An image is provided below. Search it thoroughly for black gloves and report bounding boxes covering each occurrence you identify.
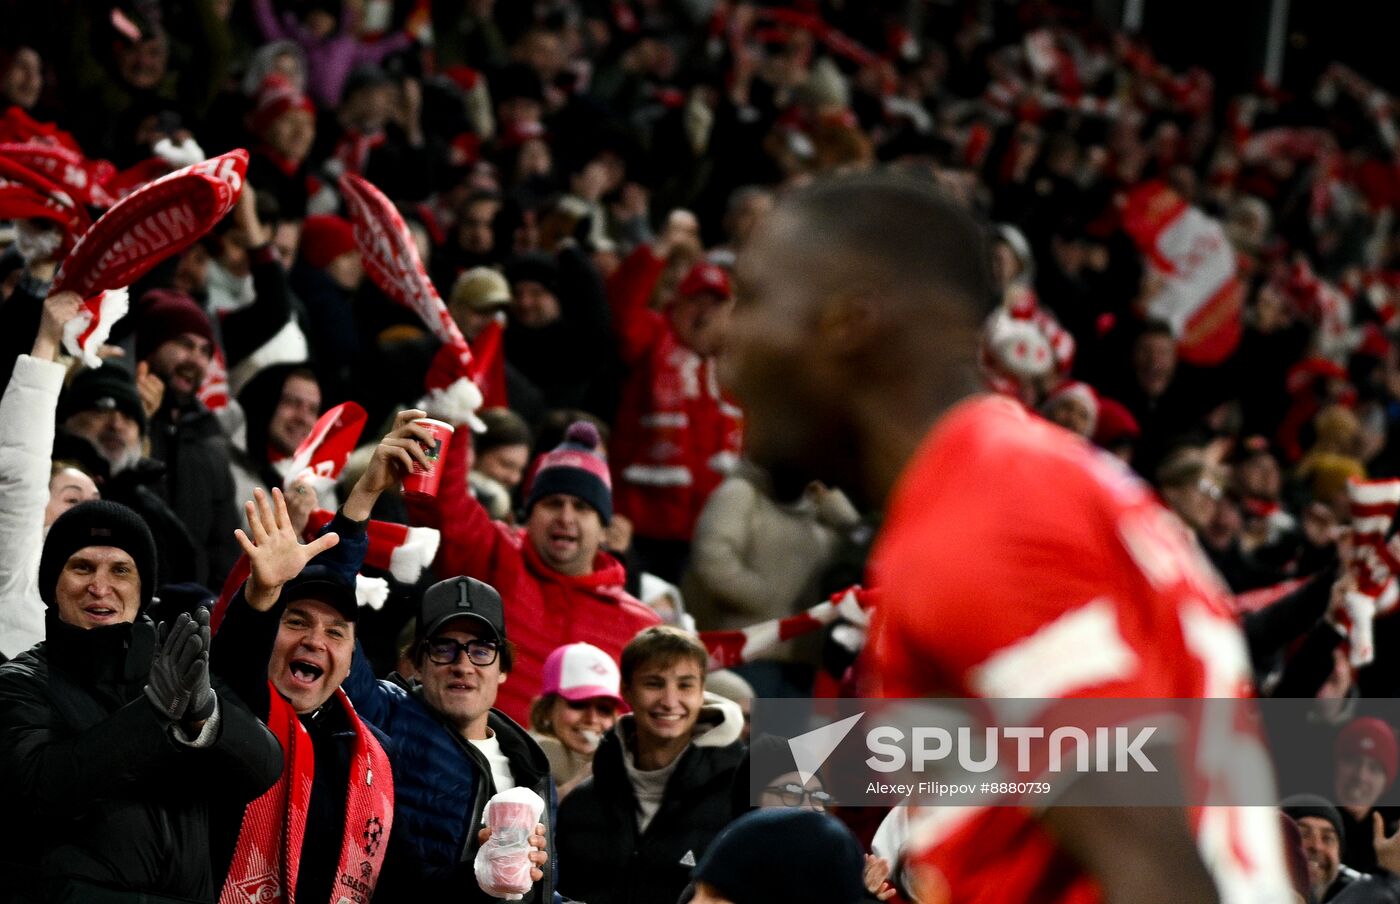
[145,608,216,723]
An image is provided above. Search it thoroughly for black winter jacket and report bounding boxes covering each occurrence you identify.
[147,399,241,589]
[0,614,283,903]
[555,695,745,904]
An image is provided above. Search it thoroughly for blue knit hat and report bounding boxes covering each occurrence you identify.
[692,810,865,904]
[525,421,612,525]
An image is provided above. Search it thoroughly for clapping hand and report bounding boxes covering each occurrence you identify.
[145,608,215,725]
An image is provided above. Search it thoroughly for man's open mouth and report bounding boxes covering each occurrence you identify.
[289,660,324,685]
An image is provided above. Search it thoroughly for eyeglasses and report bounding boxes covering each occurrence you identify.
[1196,479,1224,501]
[763,783,833,808]
[424,637,499,667]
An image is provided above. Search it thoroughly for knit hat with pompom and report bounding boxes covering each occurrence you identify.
[524,421,612,524]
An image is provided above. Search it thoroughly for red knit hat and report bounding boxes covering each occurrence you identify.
[250,74,314,135]
[299,215,357,269]
[677,261,731,300]
[135,289,216,362]
[1336,716,1399,790]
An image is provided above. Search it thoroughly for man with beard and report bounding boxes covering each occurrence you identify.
[136,289,241,588]
[721,172,1292,904]
[1283,796,1372,901]
[58,363,201,587]
[230,364,327,512]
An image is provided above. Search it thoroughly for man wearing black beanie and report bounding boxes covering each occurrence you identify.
[0,500,282,902]
[1282,793,1371,901]
[691,809,866,904]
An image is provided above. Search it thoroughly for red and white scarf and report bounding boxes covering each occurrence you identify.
[1341,479,1400,665]
[220,687,393,904]
[702,586,875,670]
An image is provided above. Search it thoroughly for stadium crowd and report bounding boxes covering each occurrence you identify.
[4,0,1400,902]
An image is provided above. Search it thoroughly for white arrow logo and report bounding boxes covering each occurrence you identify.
[788,712,865,785]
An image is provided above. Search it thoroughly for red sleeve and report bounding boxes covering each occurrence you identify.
[606,244,668,364]
[405,420,524,584]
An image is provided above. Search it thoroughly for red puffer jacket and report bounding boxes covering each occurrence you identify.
[407,431,660,723]
[607,246,744,542]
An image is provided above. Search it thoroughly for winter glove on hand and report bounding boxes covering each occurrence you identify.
[183,607,216,722]
[144,612,203,720]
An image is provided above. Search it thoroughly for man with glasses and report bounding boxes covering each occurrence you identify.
[303,410,554,900]
[342,574,554,901]
[556,626,745,904]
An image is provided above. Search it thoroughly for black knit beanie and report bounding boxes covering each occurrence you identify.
[1281,793,1346,847]
[39,501,157,611]
[58,363,148,434]
[692,809,865,904]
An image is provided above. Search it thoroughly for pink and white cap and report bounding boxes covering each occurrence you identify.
[541,642,623,704]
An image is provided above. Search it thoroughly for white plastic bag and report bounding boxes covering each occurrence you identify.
[473,787,546,899]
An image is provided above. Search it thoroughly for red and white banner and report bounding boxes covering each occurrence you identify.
[1120,181,1243,366]
[339,172,470,355]
[340,172,484,429]
[55,149,247,298]
[0,142,118,208]
[284,401,367,493]
[0,154,91,238]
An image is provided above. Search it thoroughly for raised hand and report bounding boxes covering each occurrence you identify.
[1376,812,1400,876]
[864,854,896,901]
[136,361,165,419]
[343,409,436,520]
[235,487,341,610]
[32,291,83,361]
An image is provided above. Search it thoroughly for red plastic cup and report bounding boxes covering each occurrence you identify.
[485,800,537,895]
[401,418,454,497]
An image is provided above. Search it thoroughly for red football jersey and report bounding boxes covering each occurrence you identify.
[867,396,1289,904]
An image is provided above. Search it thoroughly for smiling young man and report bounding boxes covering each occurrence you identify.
[408,416,660,722]
[210,486,394,904]
[0,500,281,902]
[556,626,745,904]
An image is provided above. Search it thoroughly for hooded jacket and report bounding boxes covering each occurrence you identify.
[0,613,282,903]
[406,428,660,723]
[555,693,746,904]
